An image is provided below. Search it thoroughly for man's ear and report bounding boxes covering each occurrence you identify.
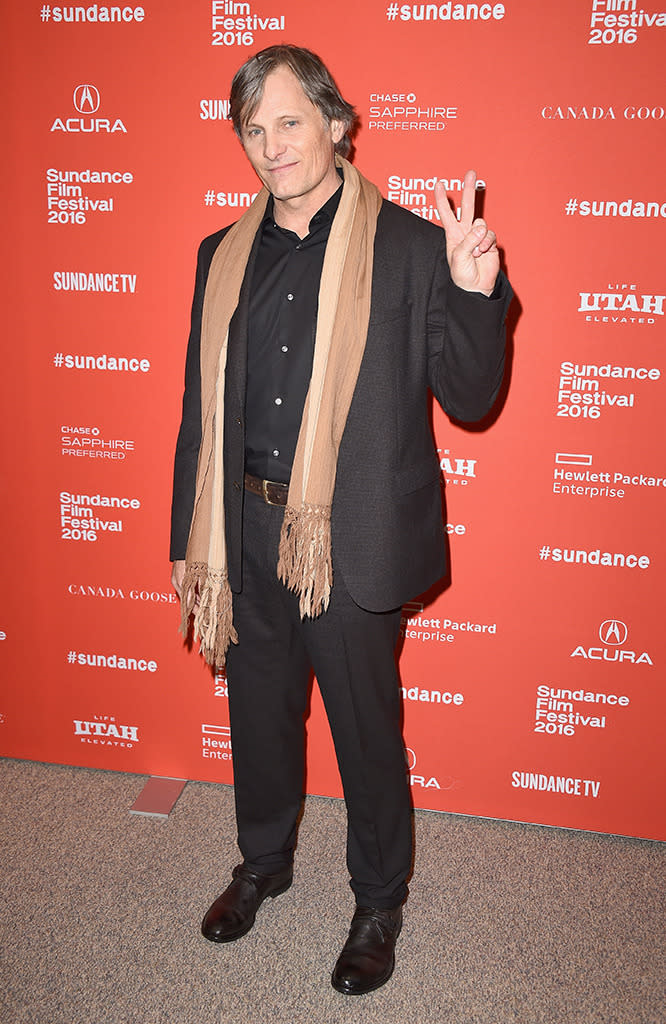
[330,119,345,145]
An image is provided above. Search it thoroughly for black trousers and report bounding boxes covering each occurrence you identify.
[225,489,413,909]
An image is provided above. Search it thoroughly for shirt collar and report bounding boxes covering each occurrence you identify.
[263,174,344,236]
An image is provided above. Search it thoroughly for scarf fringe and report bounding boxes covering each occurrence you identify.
[179,562,237,666]
[277,504,332,620]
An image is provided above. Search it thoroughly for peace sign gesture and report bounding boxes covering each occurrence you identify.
[434,169,500,297]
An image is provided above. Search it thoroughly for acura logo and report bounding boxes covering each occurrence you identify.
[599,619,628,646]
[73,84,101,114]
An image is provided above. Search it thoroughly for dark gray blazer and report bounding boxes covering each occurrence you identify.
[171,198,512,612]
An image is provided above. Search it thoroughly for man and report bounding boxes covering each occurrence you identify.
[171,44,512,995]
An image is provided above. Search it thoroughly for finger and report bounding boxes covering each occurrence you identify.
[471,226,497,257]
[434,179,460,234]
[459,169,478,231]
[456,218,490,257]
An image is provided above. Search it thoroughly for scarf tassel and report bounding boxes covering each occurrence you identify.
[179,562,237,666]
[278,504,332,620]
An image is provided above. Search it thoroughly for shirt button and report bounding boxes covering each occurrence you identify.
[281,345,288,353]
[274,397,282,405]
[272,449,279,457]
[286,293,294,301]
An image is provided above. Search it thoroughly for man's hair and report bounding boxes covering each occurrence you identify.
[229,44,357,157]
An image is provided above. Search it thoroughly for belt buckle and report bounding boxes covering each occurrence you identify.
[262,478,281,506]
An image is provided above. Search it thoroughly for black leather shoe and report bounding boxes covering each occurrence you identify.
[331,905,403,995]
[201,863,293,943]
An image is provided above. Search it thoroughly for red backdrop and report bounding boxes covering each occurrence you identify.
[2,0,665,840]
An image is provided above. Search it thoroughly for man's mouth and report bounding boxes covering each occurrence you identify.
[266,162,297,174]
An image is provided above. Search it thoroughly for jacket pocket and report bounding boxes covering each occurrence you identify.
[397,456,440,494]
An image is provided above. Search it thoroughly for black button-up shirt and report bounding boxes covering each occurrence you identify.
[245,181,343,483]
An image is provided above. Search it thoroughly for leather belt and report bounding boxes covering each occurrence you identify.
[244,472,289,506]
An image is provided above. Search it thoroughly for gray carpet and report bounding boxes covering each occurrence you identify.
[0,758,663,1024]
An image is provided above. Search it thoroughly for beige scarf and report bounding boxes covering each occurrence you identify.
[180,157,382,666]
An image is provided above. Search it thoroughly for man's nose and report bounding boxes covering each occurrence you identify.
[264,130,286,161]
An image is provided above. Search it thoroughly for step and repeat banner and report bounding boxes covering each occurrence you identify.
[2,1,665,841]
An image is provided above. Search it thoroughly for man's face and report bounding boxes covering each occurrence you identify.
[240,65,343,210]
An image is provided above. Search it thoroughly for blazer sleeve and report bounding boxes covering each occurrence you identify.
[426,231,513,422]
[169,232,224,561]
